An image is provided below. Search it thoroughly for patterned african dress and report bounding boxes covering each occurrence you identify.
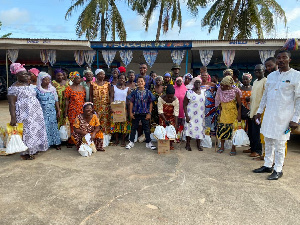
[36,89,61,146]
[52,80,69,128]
[64,86,86,134]
[184,90,206,140]
[217,100,237,140]
[202,85,218,135]
[7,85,48,155]
[158,97,179,127]
[150,86,165,125]
[72,114,104,151]
[91,82,111,134]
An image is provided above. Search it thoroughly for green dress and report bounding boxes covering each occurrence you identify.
[52,80,69,128]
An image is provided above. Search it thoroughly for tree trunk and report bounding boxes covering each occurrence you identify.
[156,2,164,41]
[112,17,116,41]
[224,0,241,40]
[100,13,106,41]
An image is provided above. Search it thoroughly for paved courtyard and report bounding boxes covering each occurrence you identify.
[0,100,300,225]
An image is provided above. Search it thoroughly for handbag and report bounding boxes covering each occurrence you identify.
[5,123,28,154]
[232,129,250,147]
[78,143,93,157]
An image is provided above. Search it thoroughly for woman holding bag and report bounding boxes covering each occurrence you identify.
[215,76,242,156]
[157,85,179,150]
[7,63,48,160]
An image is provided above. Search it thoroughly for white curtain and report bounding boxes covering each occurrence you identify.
[120,50,133,67]
[222,50,235,68]
[48,50,56,66]
[7,49,19,63]
[199,50,213,66]
[258,50,275,64]
[84,50,96,67]
[171,50,185,65]
[143,50,158,68]
[102,50,117,68]
[40,50,49,65]
[74,50,85,67]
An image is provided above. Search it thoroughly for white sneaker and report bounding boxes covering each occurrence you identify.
[125,141,134,149]
[146,142,157,150]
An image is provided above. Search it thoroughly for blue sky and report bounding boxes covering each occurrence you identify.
[0,0,299,41]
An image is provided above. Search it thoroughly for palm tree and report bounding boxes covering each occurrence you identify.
[131,0,182,41]
[65,0,126,41]
[200,0,287,40]
[0,22,12,38]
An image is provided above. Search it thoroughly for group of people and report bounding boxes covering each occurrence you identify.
[7,50,300,180]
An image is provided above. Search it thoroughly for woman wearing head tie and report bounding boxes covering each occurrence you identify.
[7,63,48,160]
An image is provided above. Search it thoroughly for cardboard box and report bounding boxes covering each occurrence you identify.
[157,140,170,154]
[111,101,127,123]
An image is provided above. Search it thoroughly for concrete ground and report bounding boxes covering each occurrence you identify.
[0,100,300,225]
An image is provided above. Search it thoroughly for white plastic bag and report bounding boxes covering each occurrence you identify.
[218,140,233,150]
[138,134,146,143]
[232,129,250,147]
[201,135,212,148]
[0,136,4,148]
[78,143,93,157]
[59,126,69,141]
[103,134,112,148]
[6,134,28,154]
[153,125,166,140]
[165,125,177,139]
[150,133,157,142]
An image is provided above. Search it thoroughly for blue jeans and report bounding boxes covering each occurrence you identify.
[130,114,151,143]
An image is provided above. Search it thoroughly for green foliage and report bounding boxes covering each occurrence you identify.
[0,21,12,38]
[201,0,287,40]
[65,0,126,41]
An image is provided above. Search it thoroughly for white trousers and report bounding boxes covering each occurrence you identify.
[263,137,286,172]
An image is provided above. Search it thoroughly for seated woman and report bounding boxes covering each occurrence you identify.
[158,85,179,150]
[72,102,105,151]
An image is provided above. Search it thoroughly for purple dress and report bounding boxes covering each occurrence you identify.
[184,90,206,140]
[8,85,49,155]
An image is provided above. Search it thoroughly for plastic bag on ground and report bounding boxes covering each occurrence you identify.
[6,135,28,154]
[150,133,157,142]
[165,125,177,139]
[103,134,112,148]
[201,135,212,148]
[78,143,93,157]
[218,140,233,150]
[153,126,166,140]
[59,126,69,141]
[232,129,250,147]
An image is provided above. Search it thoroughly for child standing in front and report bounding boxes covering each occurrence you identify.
[126,76,157,150]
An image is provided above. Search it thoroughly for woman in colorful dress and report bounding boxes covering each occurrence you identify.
[110,74,131,147]
[28,68,39,88]
[215,76,242,156]
[200,72,218,136]
[52,68,69,128]
[151,76,165,125]
[240,73,252,128]
[90,69,111,135]
[174,77,187,127]
[126,70,137,91]
[72,102,104,151]
[183,77,206,151]
[110,68,119,86]
[158,85,179,150]
[64,71,86,146]
[7,63,48,160]
[36,72,61,150]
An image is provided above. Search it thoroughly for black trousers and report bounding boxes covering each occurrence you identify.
[248,118,262,155]
[130,114,151,143]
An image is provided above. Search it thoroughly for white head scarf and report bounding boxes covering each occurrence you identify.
[37,72,58,101]
[95,69,104,76]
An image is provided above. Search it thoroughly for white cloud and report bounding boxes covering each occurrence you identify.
[0,8,30,25]
[286,7,300,22]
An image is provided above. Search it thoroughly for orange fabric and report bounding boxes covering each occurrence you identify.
[241,90,251,110]
[65,86,86,133]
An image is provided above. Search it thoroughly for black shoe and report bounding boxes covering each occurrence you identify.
[253,166,273,173]
[268,171,283,180]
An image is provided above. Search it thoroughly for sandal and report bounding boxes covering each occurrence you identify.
[110,141,119,146]
[120,142,126,147]
[185,145,192,151]
[198,146,204,151]
[55,145,61,150]
[170,146,175,150]
[217,149,224,153]
[21,154,35,160]
[229,151,237,156]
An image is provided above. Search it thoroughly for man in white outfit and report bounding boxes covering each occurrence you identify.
[253,50,300,180]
